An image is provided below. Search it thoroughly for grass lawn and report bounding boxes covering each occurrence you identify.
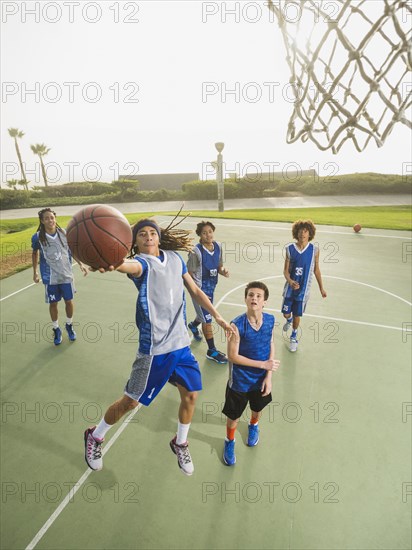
[1,206,410,279]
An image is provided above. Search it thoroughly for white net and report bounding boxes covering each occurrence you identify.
[268,0,412,153]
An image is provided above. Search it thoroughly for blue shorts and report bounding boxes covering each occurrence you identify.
[281,297,305,317]
[124,346,202,406]
[193,292,214,324]
[44,283,74,303]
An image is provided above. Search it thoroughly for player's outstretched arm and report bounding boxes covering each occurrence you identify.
[93,260,143,277]
[227,325,280,372]
[314,251,327,298]
[183,272,234,338]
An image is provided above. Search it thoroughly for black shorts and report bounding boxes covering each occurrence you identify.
[222,383,272,421]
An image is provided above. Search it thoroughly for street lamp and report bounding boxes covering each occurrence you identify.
[215,142,224,212]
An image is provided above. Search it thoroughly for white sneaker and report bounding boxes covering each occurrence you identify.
[170,436,194,476]
[283,318,293,332]
[84,427,103,471]
[289,337,298,352]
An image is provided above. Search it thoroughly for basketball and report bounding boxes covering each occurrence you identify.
[353,224,362,233]
[66,205,133,269]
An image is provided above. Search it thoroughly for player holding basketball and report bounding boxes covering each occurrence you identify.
[31,208,88,345]
[282,219,327,352]
[84,218,234,476]
[187,220,229,364]
[223,281,279,466]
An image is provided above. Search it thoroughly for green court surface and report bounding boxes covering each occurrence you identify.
[1,218,411,550]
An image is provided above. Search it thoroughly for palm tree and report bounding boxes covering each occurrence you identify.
[17,179,30,191]
[8,128,28,186]
[6,179,18,189]
[30,143,51,187]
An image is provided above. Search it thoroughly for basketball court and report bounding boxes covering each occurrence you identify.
[1,217,411,549]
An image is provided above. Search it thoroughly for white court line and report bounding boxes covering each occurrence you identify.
[221,301,409,332]
[176,219,412,240]
[0,263,83,302]
[25,405,141,550]
[0,283,36,302]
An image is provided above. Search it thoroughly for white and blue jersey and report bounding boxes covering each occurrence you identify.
[187,242,222,299]
[128,250,191,355]
[228,312,275,393]
[31,230,73,285]
[282,242,318,304]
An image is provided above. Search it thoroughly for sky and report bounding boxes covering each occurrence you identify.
[1,0,411,187]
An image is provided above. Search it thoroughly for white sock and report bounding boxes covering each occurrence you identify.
[52,320,59,329]
[287,316,293,324]
[176,420,190,445]
[93,418,112,441]
[66,317,73,325]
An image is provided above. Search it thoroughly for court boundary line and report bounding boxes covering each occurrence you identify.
[222,301,409,332]
[25,406,141,550]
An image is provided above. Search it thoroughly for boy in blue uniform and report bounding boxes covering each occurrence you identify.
[84,218,234,476]
[187,221,229,364]
[282,219,327,352]
[223,281,280,466]
[31,208,87,345]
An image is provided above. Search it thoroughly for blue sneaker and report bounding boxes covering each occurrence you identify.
[65,323,76,342]
[53,327,62,346]
[188,322,202,342]
[223,438,236,466]
[247,424,259,446]
[206,349,227,364]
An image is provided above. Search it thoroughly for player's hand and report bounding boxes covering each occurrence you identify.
[320,288,327,298]
[33,273,40,283]
[79,263,89,277]
[261,377,272,396]
[215,316,235,340]
[89,266,115,273]
[262,359,280,372]
[290,280,300,290]
[220,268,229,278]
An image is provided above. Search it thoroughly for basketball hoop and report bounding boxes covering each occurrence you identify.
[268,0,412,153]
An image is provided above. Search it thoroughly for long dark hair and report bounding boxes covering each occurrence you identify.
[129,207,193,257]
[36,208,65,246]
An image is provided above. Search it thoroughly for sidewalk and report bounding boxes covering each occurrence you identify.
[1,194,410,219]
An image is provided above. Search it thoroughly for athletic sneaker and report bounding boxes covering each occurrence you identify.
[206,349,227,364]
[289,337,298,352]
[169,436,194,476]
[65,323,76,342]
[84,427,103,471]
[283,317,293,332]
[188,322,202,342]
[53,327,62,346]
[223,438,236,466]
[247,424,259,447]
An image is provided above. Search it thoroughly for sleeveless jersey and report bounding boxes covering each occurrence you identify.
[31,230,73,285]
[282,242,318,302]
[129,250,191,355]
[228,312,275,392]
[187,242,221,297]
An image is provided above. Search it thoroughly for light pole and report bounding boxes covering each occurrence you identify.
[215,142,224,212]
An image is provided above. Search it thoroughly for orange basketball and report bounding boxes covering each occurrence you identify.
[66,205,132,269]
[353,224,362,233]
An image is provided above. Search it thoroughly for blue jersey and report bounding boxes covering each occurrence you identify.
[187,242,222,297]
[282,242,318,302]
[31,230,73,285]
[128,250,191,355]
[228,312,275,392]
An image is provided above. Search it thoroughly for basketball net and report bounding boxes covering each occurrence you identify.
[268,0,412,153]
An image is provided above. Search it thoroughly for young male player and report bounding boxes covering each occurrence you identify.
[223,281,280,466]
[187,221,229,364]
[281,219,327,352]
[31,207,88,345]
[84,219,234,476]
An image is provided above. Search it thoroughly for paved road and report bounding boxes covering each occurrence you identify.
[1,194,410,219]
